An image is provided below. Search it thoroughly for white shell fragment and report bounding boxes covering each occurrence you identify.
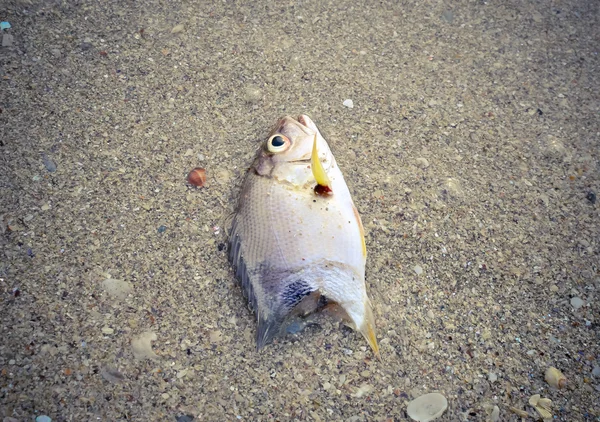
[529,394,553,419]
[545,366,567,388]
[343,99,354,109]
[131,331,159,360]
[102,278,133,300]
[406,392,448,422]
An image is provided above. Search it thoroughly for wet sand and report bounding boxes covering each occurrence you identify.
[1,0,598,420]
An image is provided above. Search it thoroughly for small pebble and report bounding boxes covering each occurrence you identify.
[413,265,423,275]
[2,33,13,47]
[592,366,600,377]
[176,416,194,422]
[415,157,430,169]
[102,326,114,335]
[587,191,596,204]
[244,85,262,103]
[441,10,454,23]
[42,153,57,172]
[131,331,159,360]
[158,225,167,233]
[102,278,133,300]
[36,417,52,422]
[343,99,354,109]
[490,405,500,422]
[488,372,498,382]
[171,24,185,34]
[101,366,125,383]
[570,297,584,309]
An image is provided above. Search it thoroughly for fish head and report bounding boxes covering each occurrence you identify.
[254,115,335,188]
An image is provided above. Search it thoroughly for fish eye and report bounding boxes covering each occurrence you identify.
[267,134,290,153]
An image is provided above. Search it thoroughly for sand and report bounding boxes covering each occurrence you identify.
[1,0,598,420]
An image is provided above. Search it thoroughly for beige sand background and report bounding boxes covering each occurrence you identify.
[1,0,598,420]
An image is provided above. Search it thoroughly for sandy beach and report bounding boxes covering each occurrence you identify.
[1,0,598,420]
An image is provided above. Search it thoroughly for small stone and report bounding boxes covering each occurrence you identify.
[570,297,584,309]
[406,393,448,422]
[41,204,51,211]
[209,330,222,343]
[441,10,454,23]
[2,33,14,47]
[131,331,159,360]
[176,416,194,422]
[244,85,262,103]
[158,225,167,233]
[101,366,125,383]
[171,24,185,34]
[184,148,194,157]
[592,366,600,377]
[343,99,354,109]
[102,278,133,300]
[415,157,429,169]
[413,265,423,275]
[36,417,52,422]
[41,153,57,172]
[587,191,596,204]
[352,384,374,398]
[426,310,435,319]
[488,372,498,382]
[101,326,114,335]
[490,405,500,422]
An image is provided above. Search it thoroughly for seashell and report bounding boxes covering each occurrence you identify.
[537,398,552,411]
[187,167,207,187]
[509,406,529,417]
[529,395,553,420]
[406,392,448,422]
[528,394,541,406]
[545,367,567,388]
[534,405,552,419]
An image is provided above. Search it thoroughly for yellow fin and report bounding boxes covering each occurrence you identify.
[352,205,367,258]
[311,134,332,190]
[360,300,380,358]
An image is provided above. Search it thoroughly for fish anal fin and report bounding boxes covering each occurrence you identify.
[256,311,283,350]
[359,300,380,359]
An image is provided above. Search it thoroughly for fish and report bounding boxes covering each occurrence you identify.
[229,115,378,356]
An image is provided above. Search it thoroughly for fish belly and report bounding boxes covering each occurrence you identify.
[229,172,365,347]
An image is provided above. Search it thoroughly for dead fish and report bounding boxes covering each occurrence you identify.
[229,115,378,355]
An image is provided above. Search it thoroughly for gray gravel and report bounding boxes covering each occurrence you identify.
[1,0,599,421]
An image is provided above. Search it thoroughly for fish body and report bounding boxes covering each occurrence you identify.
[229,115,378,354]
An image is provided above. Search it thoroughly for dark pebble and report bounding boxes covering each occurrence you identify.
[586,191,596,204]
[175,415,194,422]
[42,153,57,172]
[158,225,167,233]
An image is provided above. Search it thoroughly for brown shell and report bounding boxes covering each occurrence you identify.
[187,168,207,187]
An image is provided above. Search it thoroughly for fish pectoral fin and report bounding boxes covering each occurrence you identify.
[311,133,332,194]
